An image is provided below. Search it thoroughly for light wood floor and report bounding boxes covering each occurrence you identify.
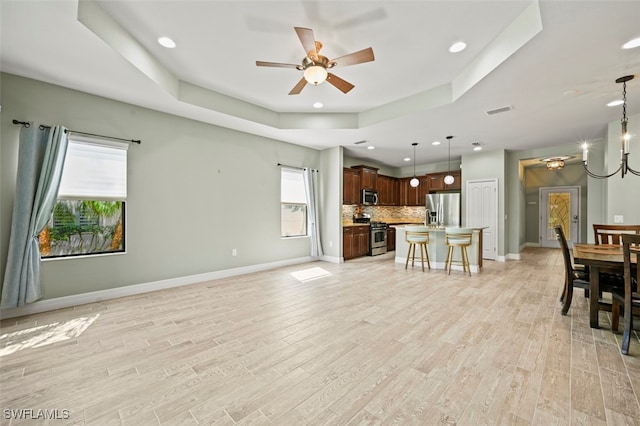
[2,248,640,425]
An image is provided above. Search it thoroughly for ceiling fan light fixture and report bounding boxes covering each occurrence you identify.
[304,65,328,85]
[541,156,571,170]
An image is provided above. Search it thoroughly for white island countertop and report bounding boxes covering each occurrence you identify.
[394,226,485,273]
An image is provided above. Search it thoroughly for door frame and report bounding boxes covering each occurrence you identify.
[539,186,581,248]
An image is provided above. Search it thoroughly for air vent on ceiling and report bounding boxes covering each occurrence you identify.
[485,105,513,115]
[353,140,367,145]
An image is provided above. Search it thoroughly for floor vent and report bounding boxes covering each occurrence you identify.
[485,105,513,115]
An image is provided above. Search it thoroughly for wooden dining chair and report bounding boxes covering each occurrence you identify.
[611,233,640,355]
[593,224,640,245]
[555,225,591,315]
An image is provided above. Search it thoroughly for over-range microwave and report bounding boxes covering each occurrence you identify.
[361,189,378,206]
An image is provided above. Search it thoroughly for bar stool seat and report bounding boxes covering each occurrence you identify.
[405,226,431,272]
[445,227,473,276]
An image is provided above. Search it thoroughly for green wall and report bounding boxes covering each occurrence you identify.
[1,73,322,302]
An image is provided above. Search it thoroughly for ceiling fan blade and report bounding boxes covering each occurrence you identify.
[326,73,355,94]
[288,77,307,95]
[294,27,318,59]
[331,47,375,67]
[256,61,299,69]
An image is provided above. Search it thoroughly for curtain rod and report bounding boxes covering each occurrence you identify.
[12,119,141,145]
[277,163,318,172]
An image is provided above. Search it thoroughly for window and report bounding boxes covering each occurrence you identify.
[39,135,128,258]
[281,168,307,237]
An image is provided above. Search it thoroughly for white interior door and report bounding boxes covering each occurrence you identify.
[539,186,580,248]
[466,179,498,260]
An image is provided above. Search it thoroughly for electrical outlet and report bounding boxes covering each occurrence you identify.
[614,215,624,224]
[232,248,237,256]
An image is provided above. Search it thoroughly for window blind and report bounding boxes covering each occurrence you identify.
[58,136,128,201]
[281,168,306,203]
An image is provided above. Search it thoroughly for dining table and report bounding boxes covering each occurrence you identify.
[572,243,638,329]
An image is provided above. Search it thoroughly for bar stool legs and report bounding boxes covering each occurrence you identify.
[444,228,473,276]
[445,244,470,276]
[404,227,431,272]
[405,240,430,272]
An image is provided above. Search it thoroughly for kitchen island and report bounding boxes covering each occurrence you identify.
[394,225,485,273]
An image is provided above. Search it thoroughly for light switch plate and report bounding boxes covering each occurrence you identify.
[614,215,624,223]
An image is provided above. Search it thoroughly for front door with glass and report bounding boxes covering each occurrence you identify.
[539,186,580,248]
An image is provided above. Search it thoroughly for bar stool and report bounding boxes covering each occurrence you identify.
[405,226,431,272]
[445,227,473,276]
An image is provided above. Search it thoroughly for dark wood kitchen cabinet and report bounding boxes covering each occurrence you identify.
[376,174,398,206]
[343,225,370,260]
[343,168,360,205]
[427,171,461,192]
[351,165,378,190]
[387,226,396,251]
[398,176,429,206]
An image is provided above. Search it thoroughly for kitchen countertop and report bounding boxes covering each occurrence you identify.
[342,222,371,227]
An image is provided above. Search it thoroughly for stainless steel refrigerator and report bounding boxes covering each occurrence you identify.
[426,192,461,226]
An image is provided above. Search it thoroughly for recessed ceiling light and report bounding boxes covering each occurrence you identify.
[432,141,441,146]
[449,41,467,53]
[404,157,411,162]
[472,142,483,151]
[607,99,624,107]
[622,37,640,49]
[367,145,375,150]
[157,36,176,48]
[313,102,323,108]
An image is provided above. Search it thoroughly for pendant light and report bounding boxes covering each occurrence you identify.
[444,136,455,185]
[410,142,419,187]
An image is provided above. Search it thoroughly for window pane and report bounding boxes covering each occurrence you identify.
[281,204,307,237]
[39,200,125,258]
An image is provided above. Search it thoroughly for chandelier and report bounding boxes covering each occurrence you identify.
[582,75,639,178]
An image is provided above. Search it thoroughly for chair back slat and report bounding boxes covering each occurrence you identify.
[593,224,640,245]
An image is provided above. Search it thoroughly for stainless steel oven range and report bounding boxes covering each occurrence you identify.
[369,221,387,256]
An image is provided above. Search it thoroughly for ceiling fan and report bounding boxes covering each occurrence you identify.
[256,27,375,95]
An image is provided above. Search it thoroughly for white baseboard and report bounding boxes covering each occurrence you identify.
[0,256,314,320]
[505,253,521,261]
[525,242,541,248]
[320,254,342,264]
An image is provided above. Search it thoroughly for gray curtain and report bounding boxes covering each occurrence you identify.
[303,168,323,258]
[1,125,68,308]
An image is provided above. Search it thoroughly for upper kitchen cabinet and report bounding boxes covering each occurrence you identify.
[351,165,378,190]
[376,174,398,206]
[427,171,461,192]
[343,168,360,205]
[398,176,429,206]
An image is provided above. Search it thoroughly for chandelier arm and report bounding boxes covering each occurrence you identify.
[583,163,622,179]
[626,165,640,176]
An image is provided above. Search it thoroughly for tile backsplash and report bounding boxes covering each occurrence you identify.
[342,205,426,223]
